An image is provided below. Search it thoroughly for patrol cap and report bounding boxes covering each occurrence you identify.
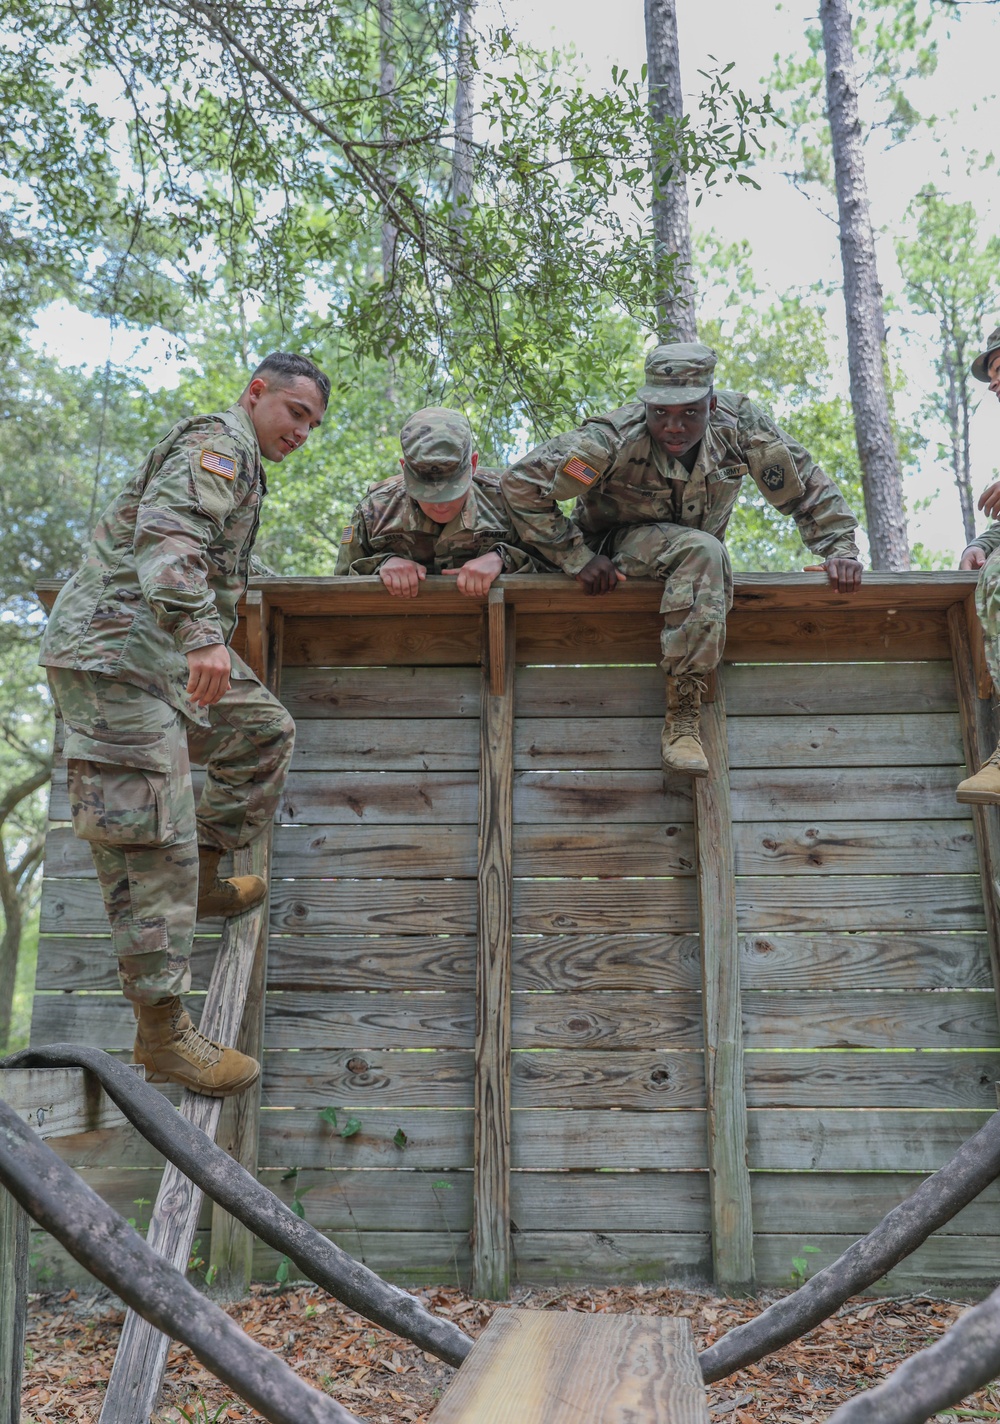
[971,326,1000,383]
[637,342,717,404]
[400,407,474,502]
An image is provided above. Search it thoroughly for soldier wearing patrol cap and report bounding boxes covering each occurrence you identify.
[336,406,543,594]
[40,351,329,1096]
[502,343,863,775]
[957,325,1000,804]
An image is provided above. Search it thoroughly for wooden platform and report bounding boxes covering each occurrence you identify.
[429,1309,708,1423]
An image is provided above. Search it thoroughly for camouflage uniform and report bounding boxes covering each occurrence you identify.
[501,356,861,676]
[41,403,294,1004]
[336,469,539,575]
[965,327,1000,687]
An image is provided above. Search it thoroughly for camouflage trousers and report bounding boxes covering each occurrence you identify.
[607,524,733,676]
[47,667,294,1005]
[977,549,1000,689]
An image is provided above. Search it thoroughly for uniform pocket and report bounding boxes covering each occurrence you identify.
[64,731,187,848]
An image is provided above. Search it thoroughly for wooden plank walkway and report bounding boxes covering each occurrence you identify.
[429,1309,709,1423]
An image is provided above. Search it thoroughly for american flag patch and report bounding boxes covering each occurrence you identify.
[200,450,236,479]
[562,455,599,485]
[341,524,354,544]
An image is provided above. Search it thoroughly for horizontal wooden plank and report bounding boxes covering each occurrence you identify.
[283,614,482,666]
[292,718,480,771]
[277,771,478,825]
[510,1171,710,1233]
[513,1051,704,1108]
[0,1067,139,1139]
[259,1108,473,1170]
[512,881,700,934]
[258,1169,474,1233]
[742,990,998,1049]
[751,1172,1000,1236]
[745,1050,1000,1107]
[513,934,702,991]
[516,661,958,718]
[514,992,703,1051]
[516,612,664,664]
[511,1111,708,1170]
[281,665,481,719]
[747,1108,993,1171]
[733,821,977,876]
[725,607,951,663]
[265,993,475,1049]
[735,875,984,932]
[515,771,694,824]
[740,933,993,990]
[263,1049,474,1106]
[510,1233,713,1286]
[512,714,964,772]
[752,1232,1000,1294]
[514,824,697,877]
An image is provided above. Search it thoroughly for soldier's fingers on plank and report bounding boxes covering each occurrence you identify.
[960,548,986,570]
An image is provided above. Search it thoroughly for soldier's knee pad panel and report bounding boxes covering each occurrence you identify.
[65,729,191,848]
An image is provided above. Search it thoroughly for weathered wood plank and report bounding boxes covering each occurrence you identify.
[516,612,664,664]
[512,992,704,1050]
[752,1233,1000,1294]
[270,881,479,935]
[511,1050,705,1109]
[948,599,1000,1038]
[751,1172,1000,1236]
[429,1310,709,1424]
[725,607,951,662]
[511,1112,708,1170]
[264,1048,474,1106]
[278,771,479,825]
[473,598,515,1297]
[0,1066,138,1138]
[513,934,702,991]
[259,1108,474,1170]
[509,1233,712,1287]
[510,1172,710,1233]
[514,824,697,877]
[745,1050,1000,1107]
[740,933,992,990]
[695,685,753,1291]
[257,1168,474,1233]
[747,1108,994,1171]
[511,713,964,771]
[512,882,700,934]
[281,665,481,719]
[283,614,481,667]
[742,990,998,1049]
[734,875,985,932]
[292,717,480,771]
[516,661,958,718]
[514,771,694,825]
[0,1186,28,1424]
[732,821,977,875]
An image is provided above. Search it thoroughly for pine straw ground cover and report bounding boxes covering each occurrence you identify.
[20,1283,1000,1423]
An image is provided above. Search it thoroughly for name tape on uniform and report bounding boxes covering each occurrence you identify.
[201,450,237,480]
[562,455,599,486]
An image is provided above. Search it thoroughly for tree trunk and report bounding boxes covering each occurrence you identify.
[0,763,49,1052]
[452,0,476,226]
[378,0,398,405]
[820,0,909,570]
[644,0,696,342]
[945,341,976,546]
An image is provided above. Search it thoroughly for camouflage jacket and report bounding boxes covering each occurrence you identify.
[968,524,1000,558]
[40,404,263,726]
[501,392,861,576]
[335,469,540,575]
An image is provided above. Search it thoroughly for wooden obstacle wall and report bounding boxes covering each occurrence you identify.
[30,573,1000,1296]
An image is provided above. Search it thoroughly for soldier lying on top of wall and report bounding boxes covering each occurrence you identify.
[39,351,329,1097]
[501,342,864,778]
[958,325,1000,806]
[336,407,546,596]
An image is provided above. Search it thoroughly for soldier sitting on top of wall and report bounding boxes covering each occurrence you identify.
[501,342,864,777]
[40,351,329,1097]
[336,406,543,596]
[957,325,1000,804]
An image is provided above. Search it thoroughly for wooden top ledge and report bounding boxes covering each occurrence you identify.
[429,1309,709,1424]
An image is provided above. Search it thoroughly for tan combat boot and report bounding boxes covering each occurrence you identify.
[957,742,1000,805]
[661,674,710,777]
[197,845,267,918]
[133,997,260,1097]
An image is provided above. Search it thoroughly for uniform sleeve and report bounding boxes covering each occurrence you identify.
[966,524,1000,558]
[740,400,862,562]
[334,503,397,575]
[501,428,618,577]
[133,424,241,655]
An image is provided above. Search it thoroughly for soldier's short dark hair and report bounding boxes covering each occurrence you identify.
[251,351,331,408]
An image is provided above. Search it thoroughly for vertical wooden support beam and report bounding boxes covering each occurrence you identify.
[99,835,271,1423]
[948,600,1000,1034]
[0,1187,29,1424]
[693,676,754,1293]
[473,591,515,1299]
[208,608,283,1299]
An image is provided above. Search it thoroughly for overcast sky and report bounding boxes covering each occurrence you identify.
[31,0,1000,561]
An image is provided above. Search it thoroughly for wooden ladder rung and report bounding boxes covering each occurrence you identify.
[429,1309,709,1423]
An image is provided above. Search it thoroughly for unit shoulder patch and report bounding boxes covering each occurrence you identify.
[562,455,600,486]
[201,450,237,480]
